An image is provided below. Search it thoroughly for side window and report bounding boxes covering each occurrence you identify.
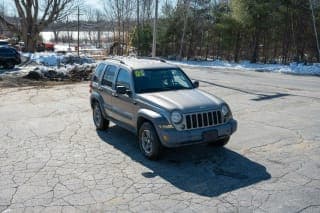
[173,69,189,87]
[102,65,117,87]
[116,69,131,90]
[93,63,105,82]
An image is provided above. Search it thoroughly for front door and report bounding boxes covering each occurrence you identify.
[111,68,135,127]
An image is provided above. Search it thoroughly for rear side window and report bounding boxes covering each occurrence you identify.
[102,65,117,87]
[93,63,105,82]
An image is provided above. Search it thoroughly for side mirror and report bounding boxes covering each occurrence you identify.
[193,80,199,88]
[116,85,127,94]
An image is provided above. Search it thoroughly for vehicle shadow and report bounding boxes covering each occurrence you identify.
[97,126,271,197]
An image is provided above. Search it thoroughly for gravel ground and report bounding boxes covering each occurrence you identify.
[0,66,319,212]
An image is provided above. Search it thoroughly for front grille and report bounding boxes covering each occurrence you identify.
[184,110,223,130]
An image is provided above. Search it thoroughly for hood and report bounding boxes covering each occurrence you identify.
[137,89,224,113]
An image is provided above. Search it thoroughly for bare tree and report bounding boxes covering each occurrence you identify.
[104,0,135,55]
[123,0,135,55]
[95,11,104,48]
[178,0,190,60]
[0,0,78,52]
[310,0,320,61]
[83,8,97,45]
[0,0,5,35]
[141,0,153,25]
[51,21,65,43]
[104,0,122,54]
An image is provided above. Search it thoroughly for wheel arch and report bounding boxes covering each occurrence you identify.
[90,93,103,109]
[90,93,107,118]
[136,109,168,134]
[137,116,148,131]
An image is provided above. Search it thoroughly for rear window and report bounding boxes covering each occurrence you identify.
[93,63,106,82]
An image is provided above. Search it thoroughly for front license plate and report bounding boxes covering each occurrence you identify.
[203,130,218,142]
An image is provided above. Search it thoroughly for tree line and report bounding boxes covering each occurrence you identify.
[0,0,319,64]
[132,0,320,63]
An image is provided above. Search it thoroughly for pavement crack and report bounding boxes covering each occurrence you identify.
[295,204,320,213]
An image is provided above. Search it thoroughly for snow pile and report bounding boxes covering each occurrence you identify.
[287,63,320,76]
[54,44,74,52]
[24,63,97,81]
[0,66,33,77]
[22,52,95,66]
[169,60,320,76]
[34,53,65,66]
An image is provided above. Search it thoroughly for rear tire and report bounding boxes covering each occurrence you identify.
[139,122,162,160]
[209,136,230,147]
[93,102,109,130]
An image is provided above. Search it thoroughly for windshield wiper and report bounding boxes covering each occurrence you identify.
[138,88,163,93]
[138,86,191,93]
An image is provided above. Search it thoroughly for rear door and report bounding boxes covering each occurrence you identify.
[100,64,118,117]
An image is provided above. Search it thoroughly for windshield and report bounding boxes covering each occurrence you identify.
[133,68,194,93]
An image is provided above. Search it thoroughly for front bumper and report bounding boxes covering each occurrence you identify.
[155,119,237,148]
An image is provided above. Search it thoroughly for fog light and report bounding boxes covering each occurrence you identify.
[159,124,174,129]
[162,135,169,142]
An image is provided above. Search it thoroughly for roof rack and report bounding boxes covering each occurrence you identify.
[136,56,166,63]
[105,57,126,64]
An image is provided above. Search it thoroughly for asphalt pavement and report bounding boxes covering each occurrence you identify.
[0,66,319,212]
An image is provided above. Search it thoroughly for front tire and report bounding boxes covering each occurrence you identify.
[139,122,162,160]
[93,102,109,130]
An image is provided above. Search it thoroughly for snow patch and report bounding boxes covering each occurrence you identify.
[22,52,95,66]
[168,60,320,76]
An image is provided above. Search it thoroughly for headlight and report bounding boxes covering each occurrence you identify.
[171,111,182,124]
[221,105,229,116]
[221,104,232,121]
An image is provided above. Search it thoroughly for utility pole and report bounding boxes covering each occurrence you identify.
[67,16,70,49]
[97,12,101,48]
[77,6,80,56]
[152,0,158,57]
[137,0,140,56]
[310,0,320,61]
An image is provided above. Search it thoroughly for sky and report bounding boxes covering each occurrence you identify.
[3,0,178,12]
[2,0,178,16]
[2,0,103,13]
[84,0,102,10]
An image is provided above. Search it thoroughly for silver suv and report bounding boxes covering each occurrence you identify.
[90,58,237,159]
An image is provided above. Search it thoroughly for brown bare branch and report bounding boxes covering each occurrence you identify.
[4,0,78,52]
[0,15,18,33]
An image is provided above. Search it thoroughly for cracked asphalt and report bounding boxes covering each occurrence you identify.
[0,67,319,212]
